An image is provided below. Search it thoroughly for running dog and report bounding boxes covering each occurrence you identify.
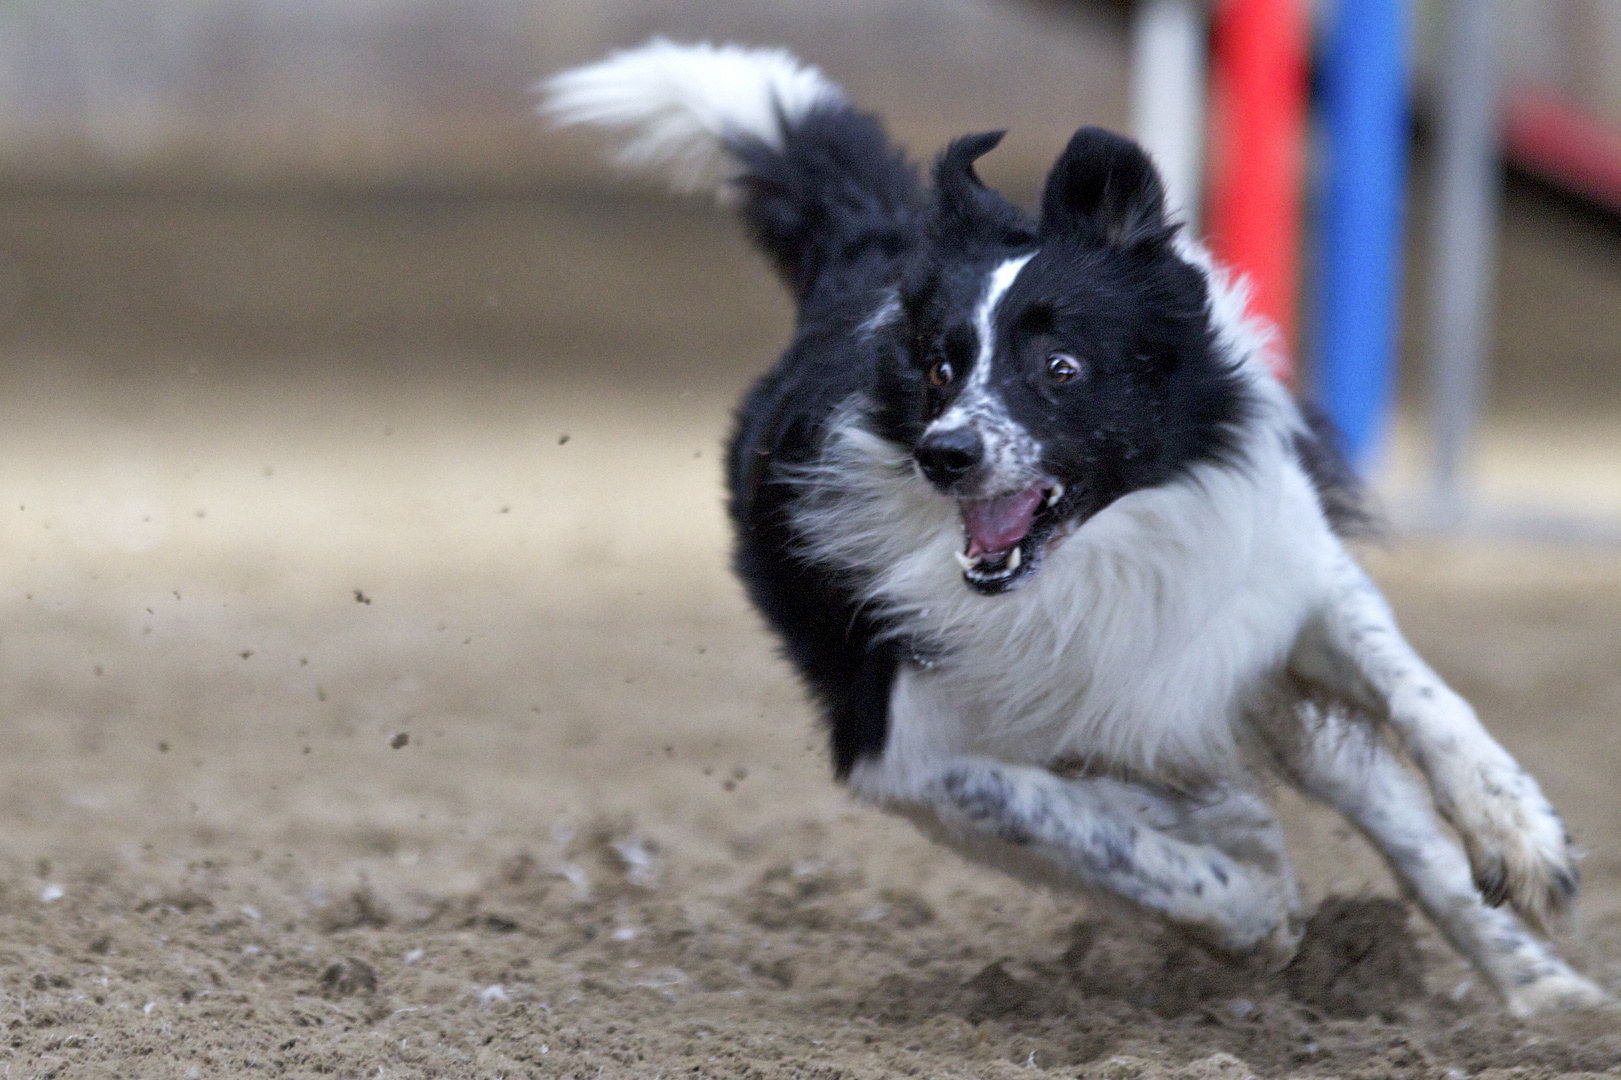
[543,39,1606,1016]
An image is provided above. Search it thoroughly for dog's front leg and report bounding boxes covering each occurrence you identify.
[1257,698,1606,1016]
[848,669,1301,967]
[1293,553,1579,930]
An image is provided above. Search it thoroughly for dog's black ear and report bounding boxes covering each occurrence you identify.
[932,131,1034,247]
[1041,127,1169,247]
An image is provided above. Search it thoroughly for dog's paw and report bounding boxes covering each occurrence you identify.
[1244,909,1306,975]
[1176,879,1302,973]
[1502,964,1611,1019]
[1439,758,1578,931]
[1179,903,1302,975]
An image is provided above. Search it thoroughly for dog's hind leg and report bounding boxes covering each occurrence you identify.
[1256,699,1607,1016]
[1292,553,1580,933]
[849,670,1302,967]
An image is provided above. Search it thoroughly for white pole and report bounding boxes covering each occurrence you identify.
[1131,0,1207,232]
[1428,0,1502,525]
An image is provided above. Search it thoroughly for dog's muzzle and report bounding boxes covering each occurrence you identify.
[914,426,984,489]
[914,426,1069,595]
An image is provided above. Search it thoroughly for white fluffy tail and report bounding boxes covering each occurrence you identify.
[538,38,845,196]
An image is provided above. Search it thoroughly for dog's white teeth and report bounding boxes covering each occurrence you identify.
[956,545,1023,579]
[1046,483,1064,506]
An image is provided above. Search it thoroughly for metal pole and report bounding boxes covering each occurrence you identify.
[1131,0,1207,232]
[1428,0,1502,525]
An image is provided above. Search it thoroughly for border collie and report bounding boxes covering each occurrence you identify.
[543,39,1606,1016]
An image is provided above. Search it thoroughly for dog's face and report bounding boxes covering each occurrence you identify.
[879,128,1246,595]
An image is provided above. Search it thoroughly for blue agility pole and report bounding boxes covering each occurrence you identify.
[1314,0,1409,471]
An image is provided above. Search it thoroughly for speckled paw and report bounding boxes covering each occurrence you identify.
[1247,910,1305,975]
[1503,966,1611,1019]
[1445,761,1579,932]
[1194,900,1302,975]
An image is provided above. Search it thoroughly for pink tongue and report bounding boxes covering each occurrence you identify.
[961,487,1044,558]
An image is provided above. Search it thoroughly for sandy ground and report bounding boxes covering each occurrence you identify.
[0,179,1620,1077]
[0,350,1616,1080]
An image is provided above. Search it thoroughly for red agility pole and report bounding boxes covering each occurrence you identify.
[1206,0,1310,382]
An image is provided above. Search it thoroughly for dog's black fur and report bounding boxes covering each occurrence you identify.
[722,103,1357,778]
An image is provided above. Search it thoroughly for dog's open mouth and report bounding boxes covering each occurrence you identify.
[953,482,1067,594]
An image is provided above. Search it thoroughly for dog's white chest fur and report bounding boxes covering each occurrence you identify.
[791,395,1334,779]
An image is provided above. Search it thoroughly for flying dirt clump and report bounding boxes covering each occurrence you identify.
[1283,895,1423,1018]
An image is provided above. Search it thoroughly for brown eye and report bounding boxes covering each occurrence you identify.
[927,359,955,387]
[1046,352,1083,384]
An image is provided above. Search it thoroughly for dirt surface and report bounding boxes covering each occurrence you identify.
[0,354,1616,1080]
[1,186,1621,1077]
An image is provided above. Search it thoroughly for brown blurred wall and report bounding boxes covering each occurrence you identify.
[1502,0,1621,125]
[0,0,1128,196]
[0,2,1128,367]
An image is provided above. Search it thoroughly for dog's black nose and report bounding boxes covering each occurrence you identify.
[915,427,984,487]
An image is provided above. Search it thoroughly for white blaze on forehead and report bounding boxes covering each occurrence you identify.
[932,250,1038,433]
[965,251,1037,396]
[927,250,1047,494]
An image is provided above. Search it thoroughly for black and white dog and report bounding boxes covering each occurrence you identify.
[545,39,1606,1016]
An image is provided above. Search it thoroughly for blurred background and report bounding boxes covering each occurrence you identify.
[1,0,1619,844]
[0,0,1617,518]
[0,1,1614,760]
[0,0,1619,862]
[3,6,1621,1069]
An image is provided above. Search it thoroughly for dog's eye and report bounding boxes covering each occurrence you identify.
[1045,353,1084,384]
[927,359,955,387]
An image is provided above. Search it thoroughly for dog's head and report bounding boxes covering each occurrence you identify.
[881,128,1247,595]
